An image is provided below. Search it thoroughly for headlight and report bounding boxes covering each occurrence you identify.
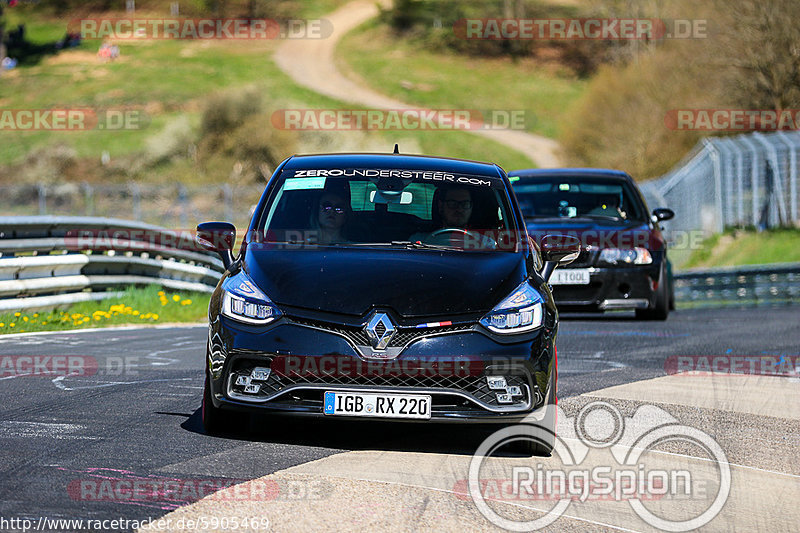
[599,247,652,265]
[479,280,544,334]
[221,271,282,325]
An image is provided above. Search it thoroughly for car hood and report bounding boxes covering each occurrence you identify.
[242,245,526,318]
[526,219,663,250]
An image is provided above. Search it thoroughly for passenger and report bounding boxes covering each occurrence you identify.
[309,191,350,244]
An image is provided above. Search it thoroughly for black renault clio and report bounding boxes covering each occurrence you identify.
[196,153,578,454]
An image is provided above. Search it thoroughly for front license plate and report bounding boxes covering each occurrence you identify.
[323,391,431,420]
[550,268,590,285]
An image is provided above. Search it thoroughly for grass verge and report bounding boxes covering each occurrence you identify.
[0,285,209,335]
[681,228,800,269]
[337,20,587,141]
[1,9,534,178]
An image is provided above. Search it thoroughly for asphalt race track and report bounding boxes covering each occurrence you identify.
[0,307,797,532]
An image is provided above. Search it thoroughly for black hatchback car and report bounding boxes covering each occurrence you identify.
[508,168,675,320]
[196,153,579,454]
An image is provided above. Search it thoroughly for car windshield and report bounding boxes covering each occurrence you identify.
[513,179,646,222]
[257,168,519,251]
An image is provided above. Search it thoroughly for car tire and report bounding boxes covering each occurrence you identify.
[509,373,556,457]
[202,374,249,435]
[668,278,676,311]
[510,432,554,456]
[636,267,669,321]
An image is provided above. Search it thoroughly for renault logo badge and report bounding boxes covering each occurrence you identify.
[365,312,396,350]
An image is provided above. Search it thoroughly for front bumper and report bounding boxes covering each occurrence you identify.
[206,314,556,423]
[551,264,661,311]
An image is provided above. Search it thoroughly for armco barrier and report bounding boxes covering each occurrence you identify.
[674,262,800,306]
[0,216,225,311]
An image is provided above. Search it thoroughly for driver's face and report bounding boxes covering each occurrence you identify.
[439,188,472,227]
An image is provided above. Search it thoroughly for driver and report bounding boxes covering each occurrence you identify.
[439,186,473,228]
[411,186,495,249]
[587,194,626,219]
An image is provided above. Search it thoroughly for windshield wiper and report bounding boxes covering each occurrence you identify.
[389,240,461,251]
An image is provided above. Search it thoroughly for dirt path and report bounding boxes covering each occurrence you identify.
[274,0,563,168]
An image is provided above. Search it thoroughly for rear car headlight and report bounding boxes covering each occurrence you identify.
[599,247,652,265]
[480,280,544,334]
[221,271,282,325]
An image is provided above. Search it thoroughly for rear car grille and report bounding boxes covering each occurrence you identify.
[226,353,535,412]
[289,317,474,349]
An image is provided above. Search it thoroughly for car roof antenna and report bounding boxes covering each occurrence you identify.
[393,144,399,154]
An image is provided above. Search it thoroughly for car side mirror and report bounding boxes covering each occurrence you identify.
[196,221,236,269]
[540,234,581,282]
[652,208,674,222]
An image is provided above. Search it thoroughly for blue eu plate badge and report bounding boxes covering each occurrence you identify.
[324,392,335,414]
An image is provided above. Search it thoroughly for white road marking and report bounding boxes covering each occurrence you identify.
[0,421,101,440]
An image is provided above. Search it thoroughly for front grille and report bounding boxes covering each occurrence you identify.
[289,317,473,349]
[227,355,534,411]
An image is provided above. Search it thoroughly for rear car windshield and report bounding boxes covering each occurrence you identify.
[513,179,646,221]
[257,168,519,251]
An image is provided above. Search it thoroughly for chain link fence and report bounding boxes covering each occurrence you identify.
[0,182,265,230]
[640,131,800,239]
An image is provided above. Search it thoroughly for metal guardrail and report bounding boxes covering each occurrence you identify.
[674,262,800,306]
[2,217,795,312]
[0,216,225,312]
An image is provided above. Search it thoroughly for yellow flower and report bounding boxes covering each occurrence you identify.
[0,323,4,327]
[181,299,192,306]
[158,291,165,296]
[9,323,15,327]
[172,294,181,302]
[82,317,90,323]
[22,317,29,322]
[14,312,21,317]
[152,313,159,320]
[33,313,39,318]
[71,313,82,319]
[132,310,140,316]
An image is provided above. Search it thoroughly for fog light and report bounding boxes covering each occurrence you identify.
[244,384,260,394]
[235,375,250,386]
[251,367,271,381]
[507,385,522,396]
[496,393,513,404]
[486,376,507,390]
